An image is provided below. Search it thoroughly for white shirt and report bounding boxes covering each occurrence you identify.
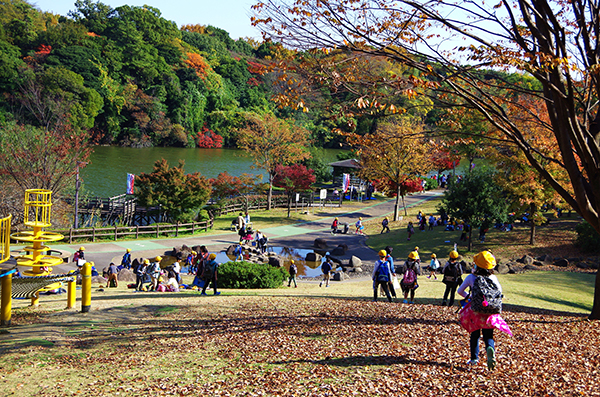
[173,261,180,274]
[457,273,502,298]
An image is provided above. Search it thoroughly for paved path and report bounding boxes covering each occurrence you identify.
[40,191,442,273]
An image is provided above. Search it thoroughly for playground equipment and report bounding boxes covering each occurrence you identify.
[0,214,14,326]
[10,189,67,306]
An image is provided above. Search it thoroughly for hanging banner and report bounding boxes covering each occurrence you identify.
[342,173,351,193]
[126,173,135,194]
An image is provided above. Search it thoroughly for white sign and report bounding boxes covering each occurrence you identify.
[320,189,327,200]
[295,193,300,202]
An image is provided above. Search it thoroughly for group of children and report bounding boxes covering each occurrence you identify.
[371,247,511,370]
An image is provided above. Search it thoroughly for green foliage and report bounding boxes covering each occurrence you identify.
[134,159,211,222]
[218,261,287,289]
[303,147,332,183]
[439,167,508,228]
[0,39,24,92]
[575,221,600,253]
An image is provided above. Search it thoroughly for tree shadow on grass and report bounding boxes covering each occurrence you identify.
[271,354,452,368]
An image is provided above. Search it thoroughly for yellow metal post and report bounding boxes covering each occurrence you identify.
[67,272,76,309]
[1,273,12,327]
[81,261,92,313]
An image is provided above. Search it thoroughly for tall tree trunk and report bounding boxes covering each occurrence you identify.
[529,203,537,245]
[393,185,402,221]
[467,226,473,251]
[287,193,291,218]
[590,271,600,320]
[401,194,408,217]
[267,183,273,210]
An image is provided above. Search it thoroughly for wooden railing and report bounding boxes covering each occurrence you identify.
[47,218,214,244]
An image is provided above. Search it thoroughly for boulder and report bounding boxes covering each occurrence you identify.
[226,245,237,255]
[354,267,363,273]
[537,254,553,263]
[589,262,599,270]
[117,268,136,282]
[314,238,328,249]
[523,264,538,271]
[496,263,510,274]
[332,272,349,281]
[349,256,362,268]
[519,255,534,266]
[331,244,348,256]
[508,264,525,274]
[314,249,328,257]
[553,258,569,267]
[532,261,545,266]
[306,252,322,262]
[576,262,590,269]
[268,256,284,267]
[326,255,344,268]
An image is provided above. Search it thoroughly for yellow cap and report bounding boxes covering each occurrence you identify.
[408,251,419,260]
[474,251,496,270]
[155,256,162,261]
[79,246,85,251]
[191,251,197,255]
[414,246,419,251]
[290,259,295,264]
[143,259,150,264]
[449,250,459,259]
[209,253,217,260]
[126,248,131,253]
[378,250,387,258]
[431,253,436,258]
[359,217,363,220]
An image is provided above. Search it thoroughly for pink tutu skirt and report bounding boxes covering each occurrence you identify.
[459,302,512,336]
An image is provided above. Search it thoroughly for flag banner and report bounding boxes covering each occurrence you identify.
[342,173,351,193]
[126,173,135,194]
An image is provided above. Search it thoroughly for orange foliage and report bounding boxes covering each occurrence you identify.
[183,53,210,80]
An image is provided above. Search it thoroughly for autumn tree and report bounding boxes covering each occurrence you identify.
[273,163,316,217]
[345,119,431,221]
[135,159,211,223]
[210,172,262,206]
[253,0,600,319]
[236,112,310,210]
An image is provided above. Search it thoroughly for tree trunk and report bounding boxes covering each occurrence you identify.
[401,194,408,217]
[529,203,537,245]
[267,183,273,210]
[590,270,600,320]
[393,185,402,221]
[467,226,473,251]
[287,193,292,218]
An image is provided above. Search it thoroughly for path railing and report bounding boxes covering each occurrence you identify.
[48,218,214,244]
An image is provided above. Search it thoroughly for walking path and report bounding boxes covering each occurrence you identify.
[43,191,442,274]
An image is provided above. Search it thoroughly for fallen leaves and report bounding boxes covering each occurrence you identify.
[1,296,599,396]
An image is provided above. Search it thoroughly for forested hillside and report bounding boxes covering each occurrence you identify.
[0,0,352,148]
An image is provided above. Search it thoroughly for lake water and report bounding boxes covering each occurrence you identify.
[81,146,345,198]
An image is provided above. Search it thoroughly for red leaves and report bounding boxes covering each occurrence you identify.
[195,125,223,148]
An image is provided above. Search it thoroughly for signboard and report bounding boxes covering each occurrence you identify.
[319,189,327,200]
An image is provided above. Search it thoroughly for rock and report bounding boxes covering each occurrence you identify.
[332,272,349,281]
[349,256,362,268]
[314,249,328,257]
[519,255,534,266]
[354,267,363,273]
[226,245,237,255]
[532,261,545,266]
[268,256,284,267]
[117,268,136,282]
[305,252,322,262]
[508,264,525,274]
[523,264,538,271]
[553,258,569,267]
[314,238,328,249]
[576,262,590,269]
[326,255,344,268]
[331,244,348,256]
[589,262,599,270]
[537,254,553,263]
[496,263,510,274]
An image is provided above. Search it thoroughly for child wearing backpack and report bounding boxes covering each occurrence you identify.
[372,250,394,302]
[427,253,440,279]
[288,259,298,288]
[201,253,221,296]
[441,250,463,306]
[319,257,332,287]
[457,251,512,371]
[400,251,421,303]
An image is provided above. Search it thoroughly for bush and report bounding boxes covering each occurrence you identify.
[575,221,600,253]
[218,261,287,289]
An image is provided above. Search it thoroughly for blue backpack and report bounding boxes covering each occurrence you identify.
[376,260,390,282]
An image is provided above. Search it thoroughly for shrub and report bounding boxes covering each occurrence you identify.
[575,221,600,253]
[218,261,287,289]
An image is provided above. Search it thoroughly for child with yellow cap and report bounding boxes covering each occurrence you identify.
[400,251,421,303]
[457,251,512,370]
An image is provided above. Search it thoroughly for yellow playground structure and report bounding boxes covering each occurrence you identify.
[10,190,66,306]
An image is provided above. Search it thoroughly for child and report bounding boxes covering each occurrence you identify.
[407,222,415,241]
[400,251,421,303]
[355,217,365,235]
[120,248,132,269]
[372,250,394,302]
[331,217,339,234]
[441,250,463,306]
[288,259,297,288]
[201,253,221,296]
[319,257,332,287]
[457,251,512,370]
[427,253,440,279]
[381,216,390,234]
[234,243,243,261]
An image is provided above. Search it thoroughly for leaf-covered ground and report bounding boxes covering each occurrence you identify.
[1,296,599,396]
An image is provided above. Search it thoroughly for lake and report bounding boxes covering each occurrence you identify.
[81,146,346,198]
